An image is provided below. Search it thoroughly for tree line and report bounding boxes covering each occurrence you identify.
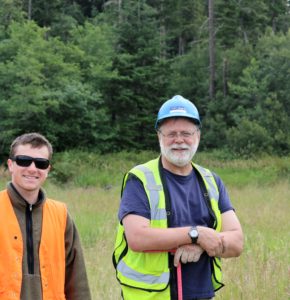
[0,0,290,159]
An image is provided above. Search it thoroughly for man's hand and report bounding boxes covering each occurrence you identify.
[196,226,224,257]
[174,244,204,267]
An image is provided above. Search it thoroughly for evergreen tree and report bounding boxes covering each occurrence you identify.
[265,0,290,33]
[216,0,269,46]
[1,0,290,157]
[150,0,206,56]
[104,0,169,151]
[223,30,290,155]
[0,0,25,32]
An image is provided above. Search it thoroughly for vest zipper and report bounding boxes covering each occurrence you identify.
[26,203,34,274]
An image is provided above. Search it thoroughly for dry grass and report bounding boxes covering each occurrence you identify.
[216,181,290,300]
[1,158,289,300]
[49,181,289,300]
[45,183,122,299]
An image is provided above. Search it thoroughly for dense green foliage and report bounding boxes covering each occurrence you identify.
[1,149,290,189]
[46,150,290,188]
[0,0,290,158]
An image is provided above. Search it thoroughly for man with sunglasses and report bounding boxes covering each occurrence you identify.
[113,95,243,300]
[0,132,91,300]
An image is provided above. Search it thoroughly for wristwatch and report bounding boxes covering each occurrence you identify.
[188,226,199,244]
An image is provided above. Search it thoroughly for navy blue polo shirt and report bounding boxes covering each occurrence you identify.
[118,166,234,300]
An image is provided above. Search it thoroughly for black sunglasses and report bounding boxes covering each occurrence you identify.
[11,155,50,170]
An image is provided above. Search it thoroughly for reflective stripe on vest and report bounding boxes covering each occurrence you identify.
[134,164,167,222]
[193,164,222,232]
[117,260,169,284]
[113,157,224,295]
[0,190,67,300]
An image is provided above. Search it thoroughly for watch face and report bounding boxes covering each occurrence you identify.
[189,227,199,244]
[190,228,198,238]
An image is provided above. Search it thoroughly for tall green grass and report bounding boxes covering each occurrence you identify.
[215,181,290,299]
[1,152,289,299]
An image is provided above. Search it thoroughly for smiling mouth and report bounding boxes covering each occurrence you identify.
[24,175,39,180]
[172,147,189,151]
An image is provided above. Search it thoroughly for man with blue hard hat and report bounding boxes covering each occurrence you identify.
[113,95,244,300]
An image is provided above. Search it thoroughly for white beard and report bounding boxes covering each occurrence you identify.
[159,140,198,167]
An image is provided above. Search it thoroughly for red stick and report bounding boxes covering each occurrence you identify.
[144,249,183,300]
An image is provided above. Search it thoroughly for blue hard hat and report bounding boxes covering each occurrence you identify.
[155,95,201,129]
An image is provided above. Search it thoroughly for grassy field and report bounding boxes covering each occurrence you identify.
[1,151,290,299]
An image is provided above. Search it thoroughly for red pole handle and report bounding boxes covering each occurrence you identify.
[176,262,183,300]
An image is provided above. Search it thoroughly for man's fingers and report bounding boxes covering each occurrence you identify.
[174,248,183,267]
[180,251,189,264]
[174,245,205,266]
[187,251,195,262]
[187,250,201,262]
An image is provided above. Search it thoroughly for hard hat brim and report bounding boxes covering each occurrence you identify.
[155,114,201,129]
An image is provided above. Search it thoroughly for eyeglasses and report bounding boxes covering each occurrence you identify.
[10,155,50,170]
[158,128,199,140]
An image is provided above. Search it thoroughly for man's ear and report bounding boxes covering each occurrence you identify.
[7,159,13,173]
[46,165,51,175]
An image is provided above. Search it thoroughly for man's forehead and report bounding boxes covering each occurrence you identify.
[14,144,49,155]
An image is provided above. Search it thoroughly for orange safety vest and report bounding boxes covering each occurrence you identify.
[0,190,67,300]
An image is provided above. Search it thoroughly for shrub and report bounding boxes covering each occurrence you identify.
[226,119,273,157]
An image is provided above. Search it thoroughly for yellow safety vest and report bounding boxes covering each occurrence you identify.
[0,190,67,300]
[113,158,224,300]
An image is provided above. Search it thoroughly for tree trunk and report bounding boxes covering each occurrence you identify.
[159,2,166,59]
[208,0,215,100]
[28,0,32,20]
[223,58,228,97]
[118,0,122,23]
[179,36,185,55]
